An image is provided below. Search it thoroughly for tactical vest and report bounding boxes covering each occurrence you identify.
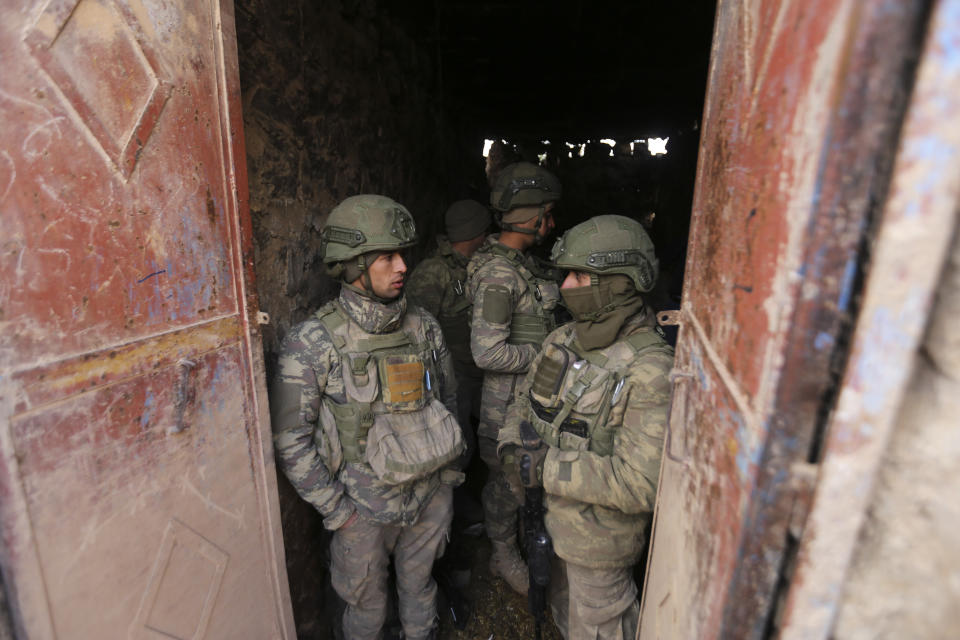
[435,246,473,364]
[526,327,670,457]
[476,243,560,346]
[314,301,464,484]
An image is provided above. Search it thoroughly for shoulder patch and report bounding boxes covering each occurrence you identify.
[482,284,512,324]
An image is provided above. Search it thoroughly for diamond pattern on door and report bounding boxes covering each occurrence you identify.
[25,0,171,177]
[132,519,229,640]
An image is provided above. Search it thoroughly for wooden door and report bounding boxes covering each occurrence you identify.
[0,0,295,637]
[639,1,932,638]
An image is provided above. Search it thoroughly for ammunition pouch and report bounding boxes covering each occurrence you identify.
[507,312,554,346]
[527,342,620,455]
[366,399,465,484]
[314,301,463,483]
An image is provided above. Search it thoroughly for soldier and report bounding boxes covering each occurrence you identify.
[271,195,464,640]
[499,215,674,639]
[407,199,492,464]
[466,162,562,595]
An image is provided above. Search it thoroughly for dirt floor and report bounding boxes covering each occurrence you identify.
[436,529,563,640]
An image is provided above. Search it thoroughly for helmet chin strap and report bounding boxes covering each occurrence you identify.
[353,253,401,305]
[499,204,547,243]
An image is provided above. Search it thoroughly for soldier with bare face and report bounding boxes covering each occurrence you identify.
[271,195,463,640]
[466,162,562,595]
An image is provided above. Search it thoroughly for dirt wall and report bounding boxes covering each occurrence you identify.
[834,220,960,638]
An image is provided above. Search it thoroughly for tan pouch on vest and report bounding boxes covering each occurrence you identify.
[365,399,465,485]
[378,354,426,412]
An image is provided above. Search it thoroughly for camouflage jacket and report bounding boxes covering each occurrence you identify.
[499,308,674,568]
[271,286,459,530]
[406,235,479,376]
[466,235,560,440]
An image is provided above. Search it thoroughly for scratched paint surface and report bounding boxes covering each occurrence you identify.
[778,1,960,636]
[0,0,235,368]
[637,0,916,638]
[0,0,291,636]
[10,346,275,637]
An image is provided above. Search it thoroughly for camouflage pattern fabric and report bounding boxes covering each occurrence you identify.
[330,485,452,640]
[466,234,560,442]
[271,286,460,532]
[549,561,640,640]
[406,235,477,373]
[467,235,560,542]
[499,307,674,569]
[407,235,483,459]
[476,434,518,541]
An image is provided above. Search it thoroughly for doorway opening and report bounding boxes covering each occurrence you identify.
[235,0,715,637]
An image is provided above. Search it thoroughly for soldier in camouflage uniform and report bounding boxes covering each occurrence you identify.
[407,199,492,465]
[466,162,562,594]
[271,195,463,640]
[499,215,674,640]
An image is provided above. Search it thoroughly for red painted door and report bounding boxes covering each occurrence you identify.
[0,0,294,637]
[639,1,931,638]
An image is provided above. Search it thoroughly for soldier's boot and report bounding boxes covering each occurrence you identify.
[489,537,529,596]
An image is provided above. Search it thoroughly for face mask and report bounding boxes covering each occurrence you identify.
[560,275,644,350]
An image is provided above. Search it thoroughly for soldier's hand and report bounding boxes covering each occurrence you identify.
[340,511,359,529]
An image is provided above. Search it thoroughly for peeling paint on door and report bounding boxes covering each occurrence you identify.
[0,0,294,636]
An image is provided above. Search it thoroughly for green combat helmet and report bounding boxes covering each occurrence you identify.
[320,194,418,280]
[490,162,561,240]
[550,214,658,292]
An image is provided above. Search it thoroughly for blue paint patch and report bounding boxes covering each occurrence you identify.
[837,257,857,311]
[688,349,711,392]
[814,331,834,351]
[938,3,960,75]
[857,306,912,415]
[141,391,155,428]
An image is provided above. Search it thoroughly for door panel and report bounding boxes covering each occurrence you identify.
[639,1,929,638]
[2,0,236,364]
[0,0,293,636]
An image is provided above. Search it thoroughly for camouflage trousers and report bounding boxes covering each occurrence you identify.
[550,560,640,640]
[478,434,520,541]
[330,485,453,640]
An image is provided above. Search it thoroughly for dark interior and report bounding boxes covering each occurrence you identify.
[235,1,716,636]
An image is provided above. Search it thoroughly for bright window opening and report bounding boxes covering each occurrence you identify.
[482,139,494,158]
[647,137,669,156]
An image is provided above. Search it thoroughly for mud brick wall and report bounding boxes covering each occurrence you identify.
[235,1,462,636]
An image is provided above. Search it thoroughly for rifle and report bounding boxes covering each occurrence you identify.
[520,421,552,640]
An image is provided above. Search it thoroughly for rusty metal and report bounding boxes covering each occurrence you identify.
[664,370,694,465]
[657,309,682,326]
[0,0,293,636]
[639,1,932,639]
[777,1,960,636]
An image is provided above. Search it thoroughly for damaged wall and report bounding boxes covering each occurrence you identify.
[235,1,470,636]
[834,221,960,638]
[237,0,469,361]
